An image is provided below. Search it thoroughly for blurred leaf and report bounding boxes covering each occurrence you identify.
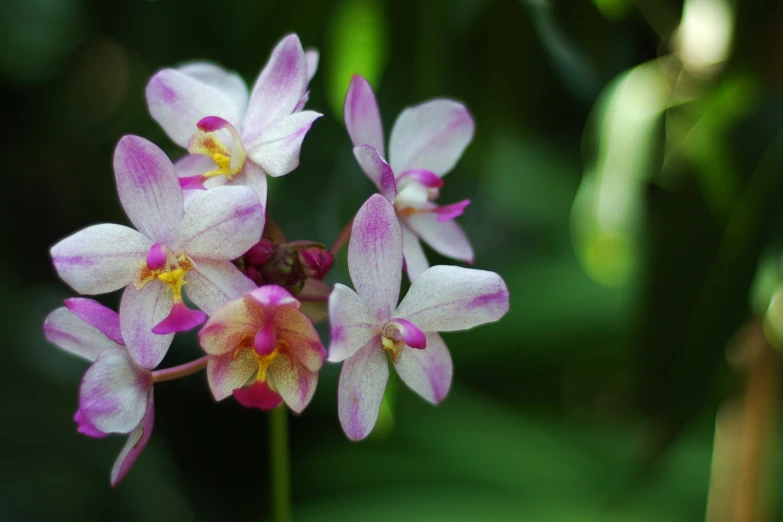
[326,0,390,118]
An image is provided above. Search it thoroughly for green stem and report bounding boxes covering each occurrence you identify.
[270,405,291,522]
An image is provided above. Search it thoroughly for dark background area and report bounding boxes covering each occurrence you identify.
[3,0,783,520]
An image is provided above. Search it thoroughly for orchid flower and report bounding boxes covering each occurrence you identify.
[146,33,321,204]
[44,298,154,487]
[51,136,264,369]
[344,75,475,281]
[328,194,509,440]
[199,285,326,413]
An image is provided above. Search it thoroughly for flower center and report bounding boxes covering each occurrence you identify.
[381,324,405,363]
[136,249,194,305]
[233,338,292,384]
[189,131,246,182]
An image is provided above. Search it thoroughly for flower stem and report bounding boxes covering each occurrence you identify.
[151,355,208,383]
[270,405,292,522]
[329,218,354,256]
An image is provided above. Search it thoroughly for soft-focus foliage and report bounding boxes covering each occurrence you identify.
[4,0,783,520]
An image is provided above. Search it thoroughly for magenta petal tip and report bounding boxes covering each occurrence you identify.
[152,302,207,335]
[392,318,427,349]
[74,409,108,439]
[197,115,231,132]
[434,200,471,222]
[233,381,283,410]
[179,174,208,191]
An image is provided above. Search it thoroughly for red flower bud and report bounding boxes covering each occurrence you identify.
[299,247,334,281]
[245,239,275,266]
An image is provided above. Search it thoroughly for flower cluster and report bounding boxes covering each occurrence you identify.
[45,34,509,486]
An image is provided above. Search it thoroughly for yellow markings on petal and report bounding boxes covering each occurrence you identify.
[135,252,195,304]
[381,324,404,363]
[188,129,246,182]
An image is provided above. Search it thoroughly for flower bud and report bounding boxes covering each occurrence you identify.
[245,238,275,266]
[299,247,334,281]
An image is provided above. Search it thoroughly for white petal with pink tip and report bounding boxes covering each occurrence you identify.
[44,307,123,362]
[347,194,403,321]
[51,223,152,295]
[393,332,453,404]
[393,266,509,333]
[79,347,151,434]
[388,99,474,176]
[114,136,184,245]
[337,339,388,441]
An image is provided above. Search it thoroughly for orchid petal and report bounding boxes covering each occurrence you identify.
[249,285,299,308]
[348,194,403,321]
[185,258,256,316]
[245,111,322,177]
[393,266,509,332]
[327,284,379,363]
[304,49,319,84]
[244,34,308,142]
[231,160,268,207]
[44,307,123,362]
[64,298,124,345]
[120,282,174,369]
[51,224,151,295]
[269,356,318,413]
[401,224,429,282]
[344,75,385,156]
[433,200,470,222]
[114,136,184,245]
[393,332,452,404]
[79,347,151,434]
[177,186,264,260]
[274,305,325,372]
[207,351,258,401]
[353,145,396,201]
[233,380,282,410]
[388,99,474,176]
[199,295,263,356]
[110,393,154,487]
[177,62,249,116]
[338,339,388,441]
[74,408,108,438]
[146,68,244,148]
[405,212,474,264]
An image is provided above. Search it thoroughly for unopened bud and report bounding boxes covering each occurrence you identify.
[245,239,275,266]
[299,247,334,280]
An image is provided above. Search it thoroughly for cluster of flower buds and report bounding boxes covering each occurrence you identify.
[240,222,335,290]
[44,33,509,486]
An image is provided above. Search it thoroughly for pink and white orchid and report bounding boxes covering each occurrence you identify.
[199,285,326,413]
[146,34,321,204]
[328,194,509,441]
[44,298,154,487]
[51,135,264,369]
[344,75,475,281]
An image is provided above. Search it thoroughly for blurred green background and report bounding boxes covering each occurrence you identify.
[3,0,783,520]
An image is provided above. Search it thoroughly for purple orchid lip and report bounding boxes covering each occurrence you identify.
[433,199,471,222]
[152,301,207,335]
[146,243,168,270]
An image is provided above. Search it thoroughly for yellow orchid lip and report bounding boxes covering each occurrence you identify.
[182,116,247,188]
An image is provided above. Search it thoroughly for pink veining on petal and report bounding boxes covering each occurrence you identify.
[146,243,168,270]
[249,285,300,309]
[151,301,207,334]
[390,318,427,349]
[178,174,208,190]
[233,381,283,410]
[397,169,444,189]
[64,298,125,346]
[74,408,108,438]
[253,321,277,356]
[433,199,471,222]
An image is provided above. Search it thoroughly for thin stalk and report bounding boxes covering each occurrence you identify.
[330,218,353,256]
[270,405,291,522]
[151,356,208,383]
